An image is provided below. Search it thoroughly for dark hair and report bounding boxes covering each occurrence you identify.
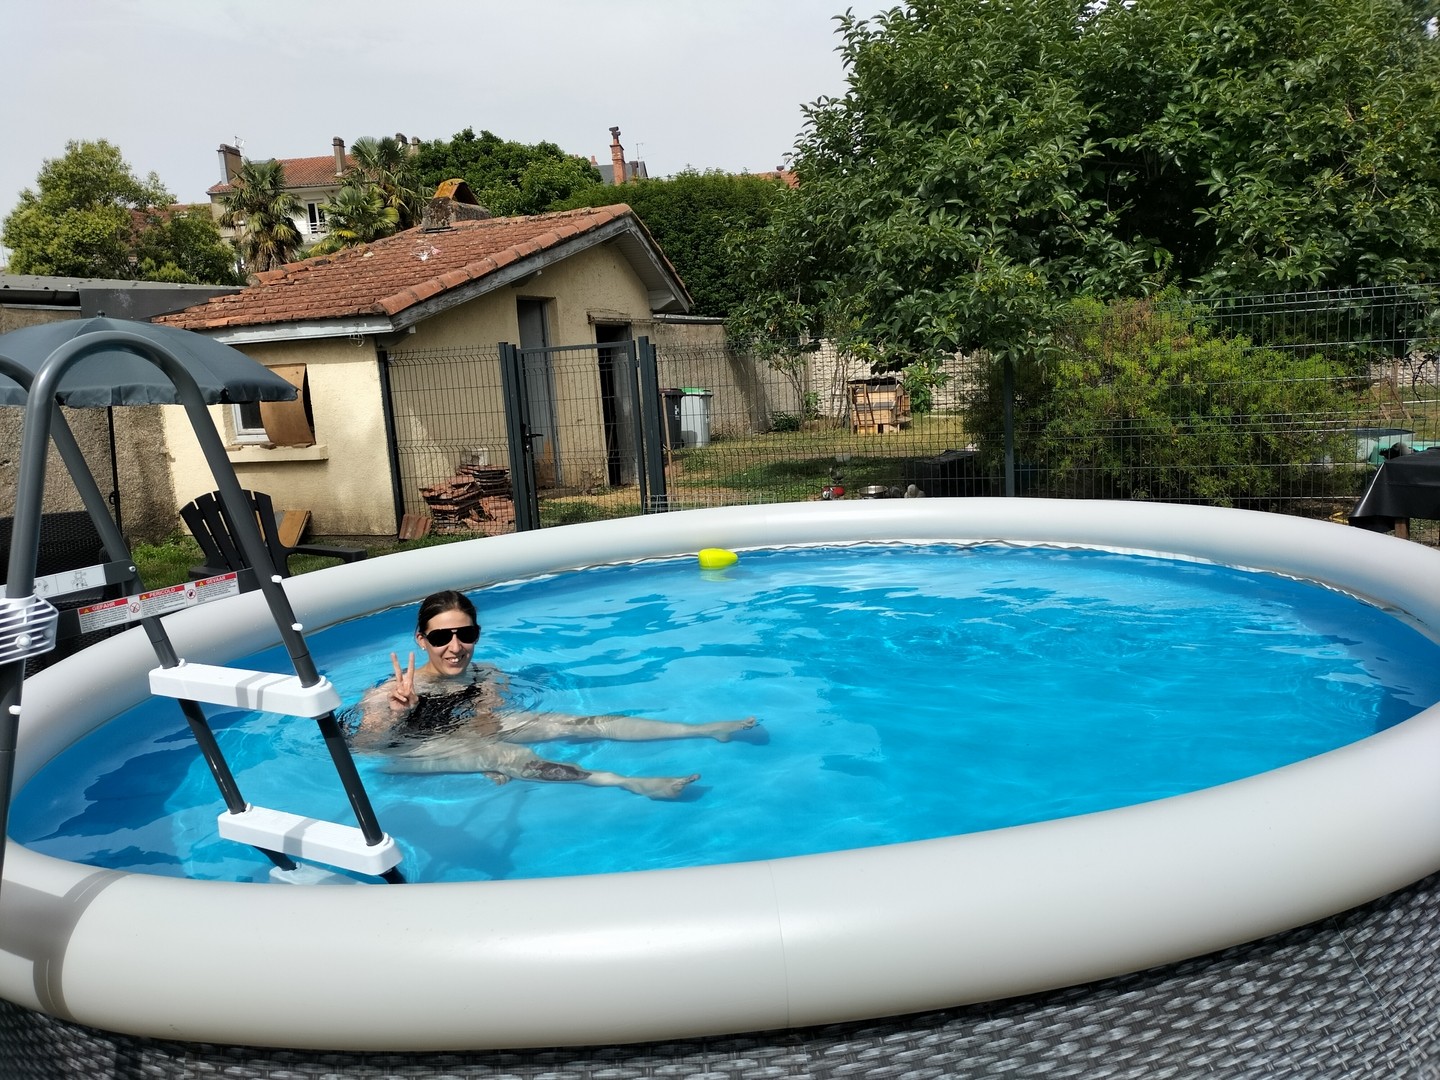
[415,590,477,634]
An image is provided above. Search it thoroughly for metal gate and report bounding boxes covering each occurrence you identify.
[382,338,667,536]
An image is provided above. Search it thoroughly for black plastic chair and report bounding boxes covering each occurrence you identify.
[180,490,366,587]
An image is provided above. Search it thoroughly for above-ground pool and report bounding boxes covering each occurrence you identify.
[12,543,1440,886]
[3,499,1440,1054]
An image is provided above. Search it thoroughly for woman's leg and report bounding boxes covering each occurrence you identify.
[505,711,757,743]
[383,736,698,799]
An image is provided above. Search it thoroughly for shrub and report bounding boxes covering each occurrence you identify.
[901,358,949,415]
[771,411,802,432]
[963,296,1359,507]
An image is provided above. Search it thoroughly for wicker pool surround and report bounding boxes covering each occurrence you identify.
[2,867,1438,1080]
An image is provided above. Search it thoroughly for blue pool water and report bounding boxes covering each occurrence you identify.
[13,544,1440,884]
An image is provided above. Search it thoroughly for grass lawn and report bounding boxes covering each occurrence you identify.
[129,530,474,590]
[667,412,973,504]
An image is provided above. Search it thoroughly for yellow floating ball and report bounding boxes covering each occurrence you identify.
[697,547,739,570]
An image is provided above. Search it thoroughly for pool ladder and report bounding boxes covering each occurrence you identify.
[0,339,403,893]
[148,660,403,882]
[11,448,403,883]
[134,498,406,884]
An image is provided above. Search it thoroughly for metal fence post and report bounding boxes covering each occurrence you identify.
[1003,354,1016,497]
[637,337,668,512]
[499,342,541,532]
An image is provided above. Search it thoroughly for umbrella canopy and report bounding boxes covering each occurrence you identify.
[0,316,297,407]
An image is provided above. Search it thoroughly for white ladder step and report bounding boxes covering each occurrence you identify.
[149,662,341,716]
[218,806,402,876]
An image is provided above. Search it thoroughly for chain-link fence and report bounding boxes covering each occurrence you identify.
[653,338,986,507]
[385,285,1440,540]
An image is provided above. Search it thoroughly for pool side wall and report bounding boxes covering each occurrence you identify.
[2,499,1439,1051]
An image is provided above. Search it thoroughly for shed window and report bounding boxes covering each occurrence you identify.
[231,400,268,443]
[229,364,316,447]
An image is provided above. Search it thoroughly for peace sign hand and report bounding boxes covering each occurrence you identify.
[388,651,417,715]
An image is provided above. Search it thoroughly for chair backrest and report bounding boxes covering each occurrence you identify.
[180,489,292,578]
[0,510,108,586]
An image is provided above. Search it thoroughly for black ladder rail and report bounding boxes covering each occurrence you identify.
[158,344,401,878]
[176,389,395,865]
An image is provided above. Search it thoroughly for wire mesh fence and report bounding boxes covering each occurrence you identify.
[386,341,658,535]
[386,285,1440,541]
[653,338,986,508]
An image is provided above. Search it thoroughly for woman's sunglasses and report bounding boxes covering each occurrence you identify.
[421,625,480,647]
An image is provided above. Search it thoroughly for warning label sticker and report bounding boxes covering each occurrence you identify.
[138,583,191,617]
[75,596,134,633]
[74,573,243,634]
[34,564,108,599]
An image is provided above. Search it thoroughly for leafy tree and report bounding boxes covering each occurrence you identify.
[557,171,789,317]
[413,127,602,217]
[2,139,172,278]
[132,206,243,285]
[311,184,400,253]
[730,0,1156,372]
[1089,0,1440,293]
[218,159,304,273]
[732,0,1440,370]
[346,135,424,229]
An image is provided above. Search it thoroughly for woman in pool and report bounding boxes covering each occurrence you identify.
[348,590,758,798]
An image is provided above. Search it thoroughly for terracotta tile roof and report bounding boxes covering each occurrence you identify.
[157,205,652,331]
[754,169,799,189]
[208,155,352,196]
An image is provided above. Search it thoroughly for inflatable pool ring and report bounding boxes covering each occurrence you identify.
[697,548,739,570]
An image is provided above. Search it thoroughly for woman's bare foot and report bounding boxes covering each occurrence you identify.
[703,717,759,742]
[622,773,700,799]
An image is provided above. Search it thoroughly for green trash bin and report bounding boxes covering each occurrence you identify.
[680,388,713,448]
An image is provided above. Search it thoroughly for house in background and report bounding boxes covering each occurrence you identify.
[593,124,797,189]
[158,185,690,536]
[207,135,421,243]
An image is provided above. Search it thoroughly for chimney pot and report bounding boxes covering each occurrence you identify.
[610,128,626,185]
[217,143,242,184]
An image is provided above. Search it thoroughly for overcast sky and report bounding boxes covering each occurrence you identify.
[1,0,897,260]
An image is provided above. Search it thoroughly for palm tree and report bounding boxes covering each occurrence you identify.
[310,184,400,253]
[218,159,304,273]
[348,135,423,229]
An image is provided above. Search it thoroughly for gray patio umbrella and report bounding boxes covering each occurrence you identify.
[0,315,297,532]
[0,316,298,407]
